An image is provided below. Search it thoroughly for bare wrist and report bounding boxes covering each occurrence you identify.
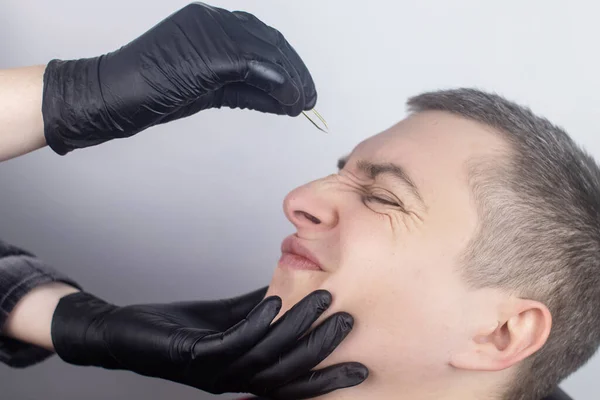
[2,282,80,351]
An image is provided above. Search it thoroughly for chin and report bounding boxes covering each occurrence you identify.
[266,267,330,322]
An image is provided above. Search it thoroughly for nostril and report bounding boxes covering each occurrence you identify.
[294,210,321,225]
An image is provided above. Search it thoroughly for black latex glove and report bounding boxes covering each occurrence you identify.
[42,2,317,155]
[51,287,368,399]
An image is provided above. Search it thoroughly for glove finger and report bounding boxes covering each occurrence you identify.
[191,295,281,361]
[220,83,302,116]
[265,362,369,400]
[249,312,354,389]
[163,286,271,333]
[232,10,282,45]
[158,83,299,117]
[222,290,332,380]
[218,286,270,326]
[278,39,318,111]
[244,58,301,109]
[155,82,296,122]
[231,10,306,113]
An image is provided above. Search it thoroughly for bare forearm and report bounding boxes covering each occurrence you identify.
[2,282,79,351]
[0,65,48,162]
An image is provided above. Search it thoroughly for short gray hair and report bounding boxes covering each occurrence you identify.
[407,88,600,400]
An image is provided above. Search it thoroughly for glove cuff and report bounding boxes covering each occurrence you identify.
[42,57,112,156]
[51,291,119,367]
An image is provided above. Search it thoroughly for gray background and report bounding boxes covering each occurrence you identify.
[1,0,599,399]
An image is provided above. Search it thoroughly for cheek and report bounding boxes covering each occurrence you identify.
[314,258,466,381]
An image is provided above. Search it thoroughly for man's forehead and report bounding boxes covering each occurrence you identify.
[351,111,506,166]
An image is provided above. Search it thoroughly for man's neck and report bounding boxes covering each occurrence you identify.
[305,378,498,400]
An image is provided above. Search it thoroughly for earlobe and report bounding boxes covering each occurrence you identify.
[450,300,552,372]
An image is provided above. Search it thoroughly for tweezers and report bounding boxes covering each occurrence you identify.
[302,109,329,133]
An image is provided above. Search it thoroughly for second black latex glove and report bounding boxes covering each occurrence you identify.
[51,288,368,399]
[42,2,317,155]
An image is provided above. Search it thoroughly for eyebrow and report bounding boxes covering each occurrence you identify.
[337,156,424,204]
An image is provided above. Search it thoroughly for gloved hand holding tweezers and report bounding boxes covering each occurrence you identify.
[42,2,326,156]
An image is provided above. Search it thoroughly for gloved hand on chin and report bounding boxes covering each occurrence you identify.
[51,287,368,399]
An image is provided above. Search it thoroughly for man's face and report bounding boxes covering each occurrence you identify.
[266,111,509,396]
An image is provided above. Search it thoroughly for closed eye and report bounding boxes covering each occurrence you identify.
[365,195,401,207]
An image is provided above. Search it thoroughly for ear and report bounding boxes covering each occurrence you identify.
[450,299,552,371]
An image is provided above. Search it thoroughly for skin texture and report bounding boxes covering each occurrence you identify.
[3,282,79,350]
[266,111,552,400]
[0,66,47,161]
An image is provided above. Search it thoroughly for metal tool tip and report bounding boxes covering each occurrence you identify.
[302,109,329,133]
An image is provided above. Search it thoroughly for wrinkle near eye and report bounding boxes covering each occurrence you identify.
[327,170,422,236]
[337,169,370,185]
[374,208,403,237]
[325,171,369,192]
[333,169,424,234]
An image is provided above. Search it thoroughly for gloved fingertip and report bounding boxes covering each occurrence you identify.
[262,295,283,316]
[304,100,317,112]
[285,107,304,118]
[336,312,354,333]
[343,362,369,382]
[309,289,332,309]
[304,89,318,111]
[246,60,301,107]
[244,296,282,329]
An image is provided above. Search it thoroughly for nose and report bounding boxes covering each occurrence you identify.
[283,181,339,234]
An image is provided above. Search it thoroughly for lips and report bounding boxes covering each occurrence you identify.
[279,235,324,271]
